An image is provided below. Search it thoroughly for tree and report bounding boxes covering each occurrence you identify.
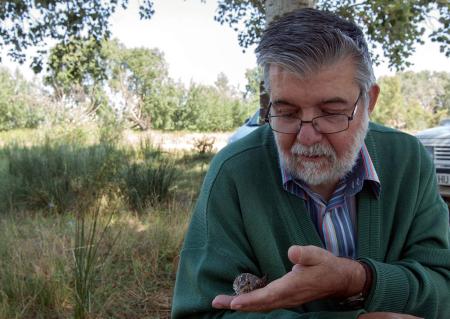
[44,38,182,130]
[214,0,450,70]
[370,73,449,131]
[0,67,46,130]
[44,37,109,123]
[215,72,233,97]
[371,75,408,129]
[105,40,179,130]
[242,67,262,120]
[0,0,155,73]
[216,0,317,120]
[398,71,450,113]
[173,74,250,132]
[213,0,450,123]
[243,67,261,100]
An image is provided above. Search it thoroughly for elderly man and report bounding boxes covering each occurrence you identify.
[171,8,450,319]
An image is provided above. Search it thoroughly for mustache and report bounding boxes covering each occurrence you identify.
[291,143,336,159]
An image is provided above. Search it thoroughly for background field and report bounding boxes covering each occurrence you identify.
[0,127,224,319]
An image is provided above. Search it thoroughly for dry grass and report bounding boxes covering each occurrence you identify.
[124,129,231,152]
[0,198,193,318]
[0,133,214,318]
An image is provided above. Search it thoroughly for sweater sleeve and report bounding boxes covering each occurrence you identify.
[361,146,450,318]
[171,159,366,319]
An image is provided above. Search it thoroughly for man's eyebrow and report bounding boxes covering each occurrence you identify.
[320,97,350,105]
[271,99,298,107]
[271,97,350,108]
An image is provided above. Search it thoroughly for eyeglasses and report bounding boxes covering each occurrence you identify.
[265,92,361,134]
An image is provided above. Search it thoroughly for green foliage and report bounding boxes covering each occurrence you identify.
[45,38,108,99]
[0,130,180,215]
[44,38,114,124]
[121,161,176,213]
[0,0,155,73]
[371,71,449,131]
[214,0,450,69]
[74,206,117,319]
[243,67,262,119]
[321,1,449,69]
[398,71,450,113]
[120,138,177,213]
[214,0,266,49]
[0,68,46,131]
[0,129,213,318]
[174,73,252,132]
[1,37,258,132]
[0,214,70,318]
[371,76,407,128]
[0,140,126,214]
[105,40,181,130]
[244,67,262,100]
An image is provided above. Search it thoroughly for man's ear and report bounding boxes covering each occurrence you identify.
[367,84,380,115]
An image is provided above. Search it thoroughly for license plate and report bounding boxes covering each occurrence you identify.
[437,173,450,186]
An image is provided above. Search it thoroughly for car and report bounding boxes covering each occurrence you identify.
[415,119,450,199]
[228,110,262,144]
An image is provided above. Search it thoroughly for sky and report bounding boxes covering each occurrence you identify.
[3,0,450,89]
[110,0,450,88]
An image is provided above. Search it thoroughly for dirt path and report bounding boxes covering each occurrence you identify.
[124,130,232,152]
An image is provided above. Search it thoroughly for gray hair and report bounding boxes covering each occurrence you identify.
[255,8,375,105]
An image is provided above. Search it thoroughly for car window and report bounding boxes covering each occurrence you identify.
[247,111,260,126]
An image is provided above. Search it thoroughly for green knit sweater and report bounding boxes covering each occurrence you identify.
[172,123,450,319]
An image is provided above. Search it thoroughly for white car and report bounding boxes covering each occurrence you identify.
[228,110,262,144]
[415,119,450,199]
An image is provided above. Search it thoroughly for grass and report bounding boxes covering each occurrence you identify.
[0,127,215,318]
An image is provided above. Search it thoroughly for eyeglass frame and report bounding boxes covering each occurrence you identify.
[264,91,362,134]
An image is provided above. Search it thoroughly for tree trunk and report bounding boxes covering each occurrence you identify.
[265,0,316,26]
[259,0,316,124]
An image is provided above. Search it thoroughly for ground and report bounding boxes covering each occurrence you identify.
[125,130,231,152]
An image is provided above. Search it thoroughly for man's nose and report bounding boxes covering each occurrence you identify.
[295,122,323,146]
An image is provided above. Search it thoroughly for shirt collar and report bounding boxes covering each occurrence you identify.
[281,143,381,199]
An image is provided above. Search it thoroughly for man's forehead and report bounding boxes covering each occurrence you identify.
[268,59,359,95]
[268,58,356,79]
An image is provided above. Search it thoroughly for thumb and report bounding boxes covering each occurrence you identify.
[288,245,329,266]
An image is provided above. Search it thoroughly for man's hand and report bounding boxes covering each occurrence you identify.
[359,313,423,319]
[212,245,365,312]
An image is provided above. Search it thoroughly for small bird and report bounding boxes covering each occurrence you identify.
[233,273,268,295]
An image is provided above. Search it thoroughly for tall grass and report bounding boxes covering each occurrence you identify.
[0,135,178,215]
[0,213,72,318]
[0,127,215,318]
[0,205,192,318]
[122,161,176,213]
[73,205,118,319]
[0,140,126,214]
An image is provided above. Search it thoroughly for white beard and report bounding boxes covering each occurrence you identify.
[276,109,369,186]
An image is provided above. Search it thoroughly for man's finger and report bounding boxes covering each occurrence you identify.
[230,288,268,310]
[229,279,280,311]
[288,245,329,266]
[292,264,303,272]
[212,295,235,309]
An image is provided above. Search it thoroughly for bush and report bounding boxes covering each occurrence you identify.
[193,135,216,154]
[0,140,128,214]
[121,160,177,213]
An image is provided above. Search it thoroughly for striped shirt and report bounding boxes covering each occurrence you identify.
[281,143,380,258]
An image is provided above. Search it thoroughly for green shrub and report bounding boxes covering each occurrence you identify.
[0,140,128,214]
[121,160,177,213]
